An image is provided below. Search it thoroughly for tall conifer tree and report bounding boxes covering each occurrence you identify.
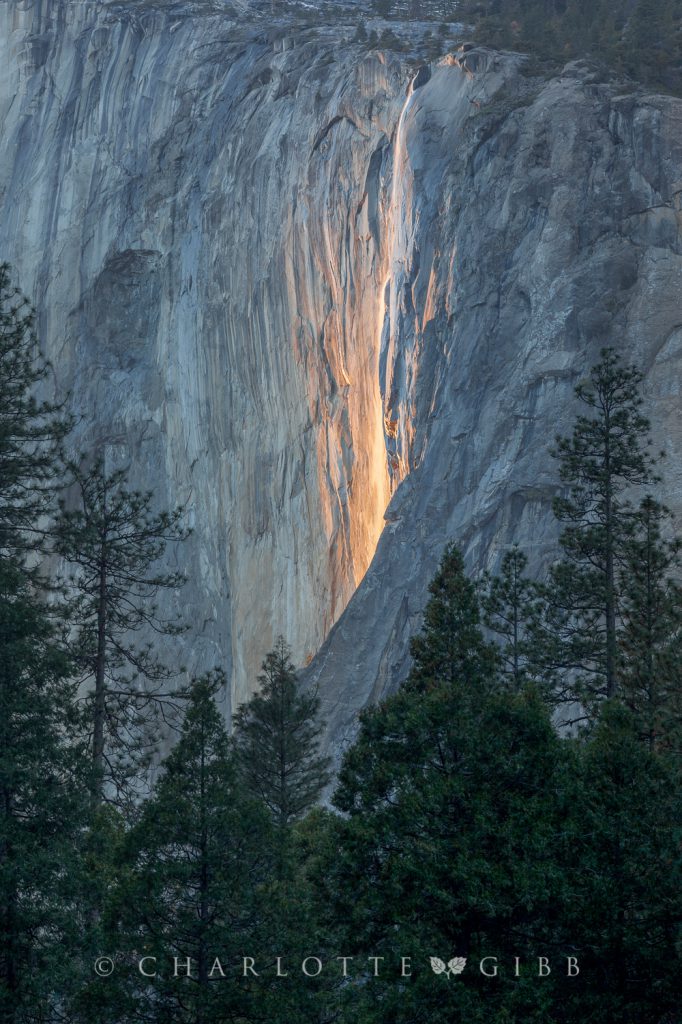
[0,565,86,1024]
[55,456,189,805]
[232,641,334,1020]
[618,495,682,751]
[318,545,570,1023]
[547,347,656,708]
[0,263,68,566]
[408,544,498,693]
[232,637,331,832]
[480,545,546,692]
[119,673,274,1024]
[0,266,86,1022]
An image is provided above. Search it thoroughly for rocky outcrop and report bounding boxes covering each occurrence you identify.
[1,2,682,762]
[308,55,682,764]
[0,0,406,707]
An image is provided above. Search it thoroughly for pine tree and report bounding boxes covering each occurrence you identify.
[233,640,334,1020]
[318,545,572,1023]
[312,548,681,1023]
[0,265,89,1022]
[480,545,546,691]
[0,562,87,1023]
[559,704,681,1022]
[55,455,190,805]
[408,543,498,692]
[547,347,656,709]
[232,637,331,832]
[119,672,275,1024]
[0,263,69,567]
[618,494,682,751]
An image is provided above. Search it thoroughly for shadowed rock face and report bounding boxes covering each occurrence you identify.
[308,56,682,766]
[2,2,682,761]
[0,0,407,707]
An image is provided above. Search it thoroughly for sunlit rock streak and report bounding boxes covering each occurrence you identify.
[304,51,682,766]
[380,72,417,490]
[0,1,407,710]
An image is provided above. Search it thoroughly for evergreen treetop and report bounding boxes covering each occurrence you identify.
[232,637,331,830]
[55,454,190,806]
[119,671,275,1024]
[546,347,659,706]
[408,543,498,692]
[480,545,546,692]
[0,263,69,566]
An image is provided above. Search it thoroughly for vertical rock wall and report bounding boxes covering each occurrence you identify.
[2,2,682,758]
[306,53,682,763]
[0,1,411,707]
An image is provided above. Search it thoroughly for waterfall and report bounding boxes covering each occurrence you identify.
[380,74,419,492]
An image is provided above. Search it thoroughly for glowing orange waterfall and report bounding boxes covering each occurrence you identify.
[379,75,418,496]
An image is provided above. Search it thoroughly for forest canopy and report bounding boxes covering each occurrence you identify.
[363,0,682,94]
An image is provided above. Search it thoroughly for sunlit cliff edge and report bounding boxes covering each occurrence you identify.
[2,2,682,759]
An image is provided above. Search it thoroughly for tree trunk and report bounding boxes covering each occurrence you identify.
[92,543,107,805]
[604,415,617,699]
[1,787,18,1024]
[197,718,208,1024]
[512,561,520,686]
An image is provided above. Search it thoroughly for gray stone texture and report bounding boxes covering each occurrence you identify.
[1,2,682,767]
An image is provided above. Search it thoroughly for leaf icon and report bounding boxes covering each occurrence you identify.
[429,957,447,975]
[448,957,467,975]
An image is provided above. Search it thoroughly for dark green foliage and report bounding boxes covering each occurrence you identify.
[480,544,547,691]
[0,266,90,1022]
[318,545,571,1022]
[560,704,681,1024]
[119,673,275,1024]
[0,263,69,567]
[0,562,86,1023]
[545,348,657,709]
[231,642,334,1020]
[408,543,498,692]
[315,544,682,1024]
[232,637,330,831]
[452,0,682,95]
[55,456,189,805]
[66,805,131,1024]
[618,495,682,751]
[252,811,337,1024]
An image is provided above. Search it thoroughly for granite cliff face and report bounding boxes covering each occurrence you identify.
[2,1,682,760]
